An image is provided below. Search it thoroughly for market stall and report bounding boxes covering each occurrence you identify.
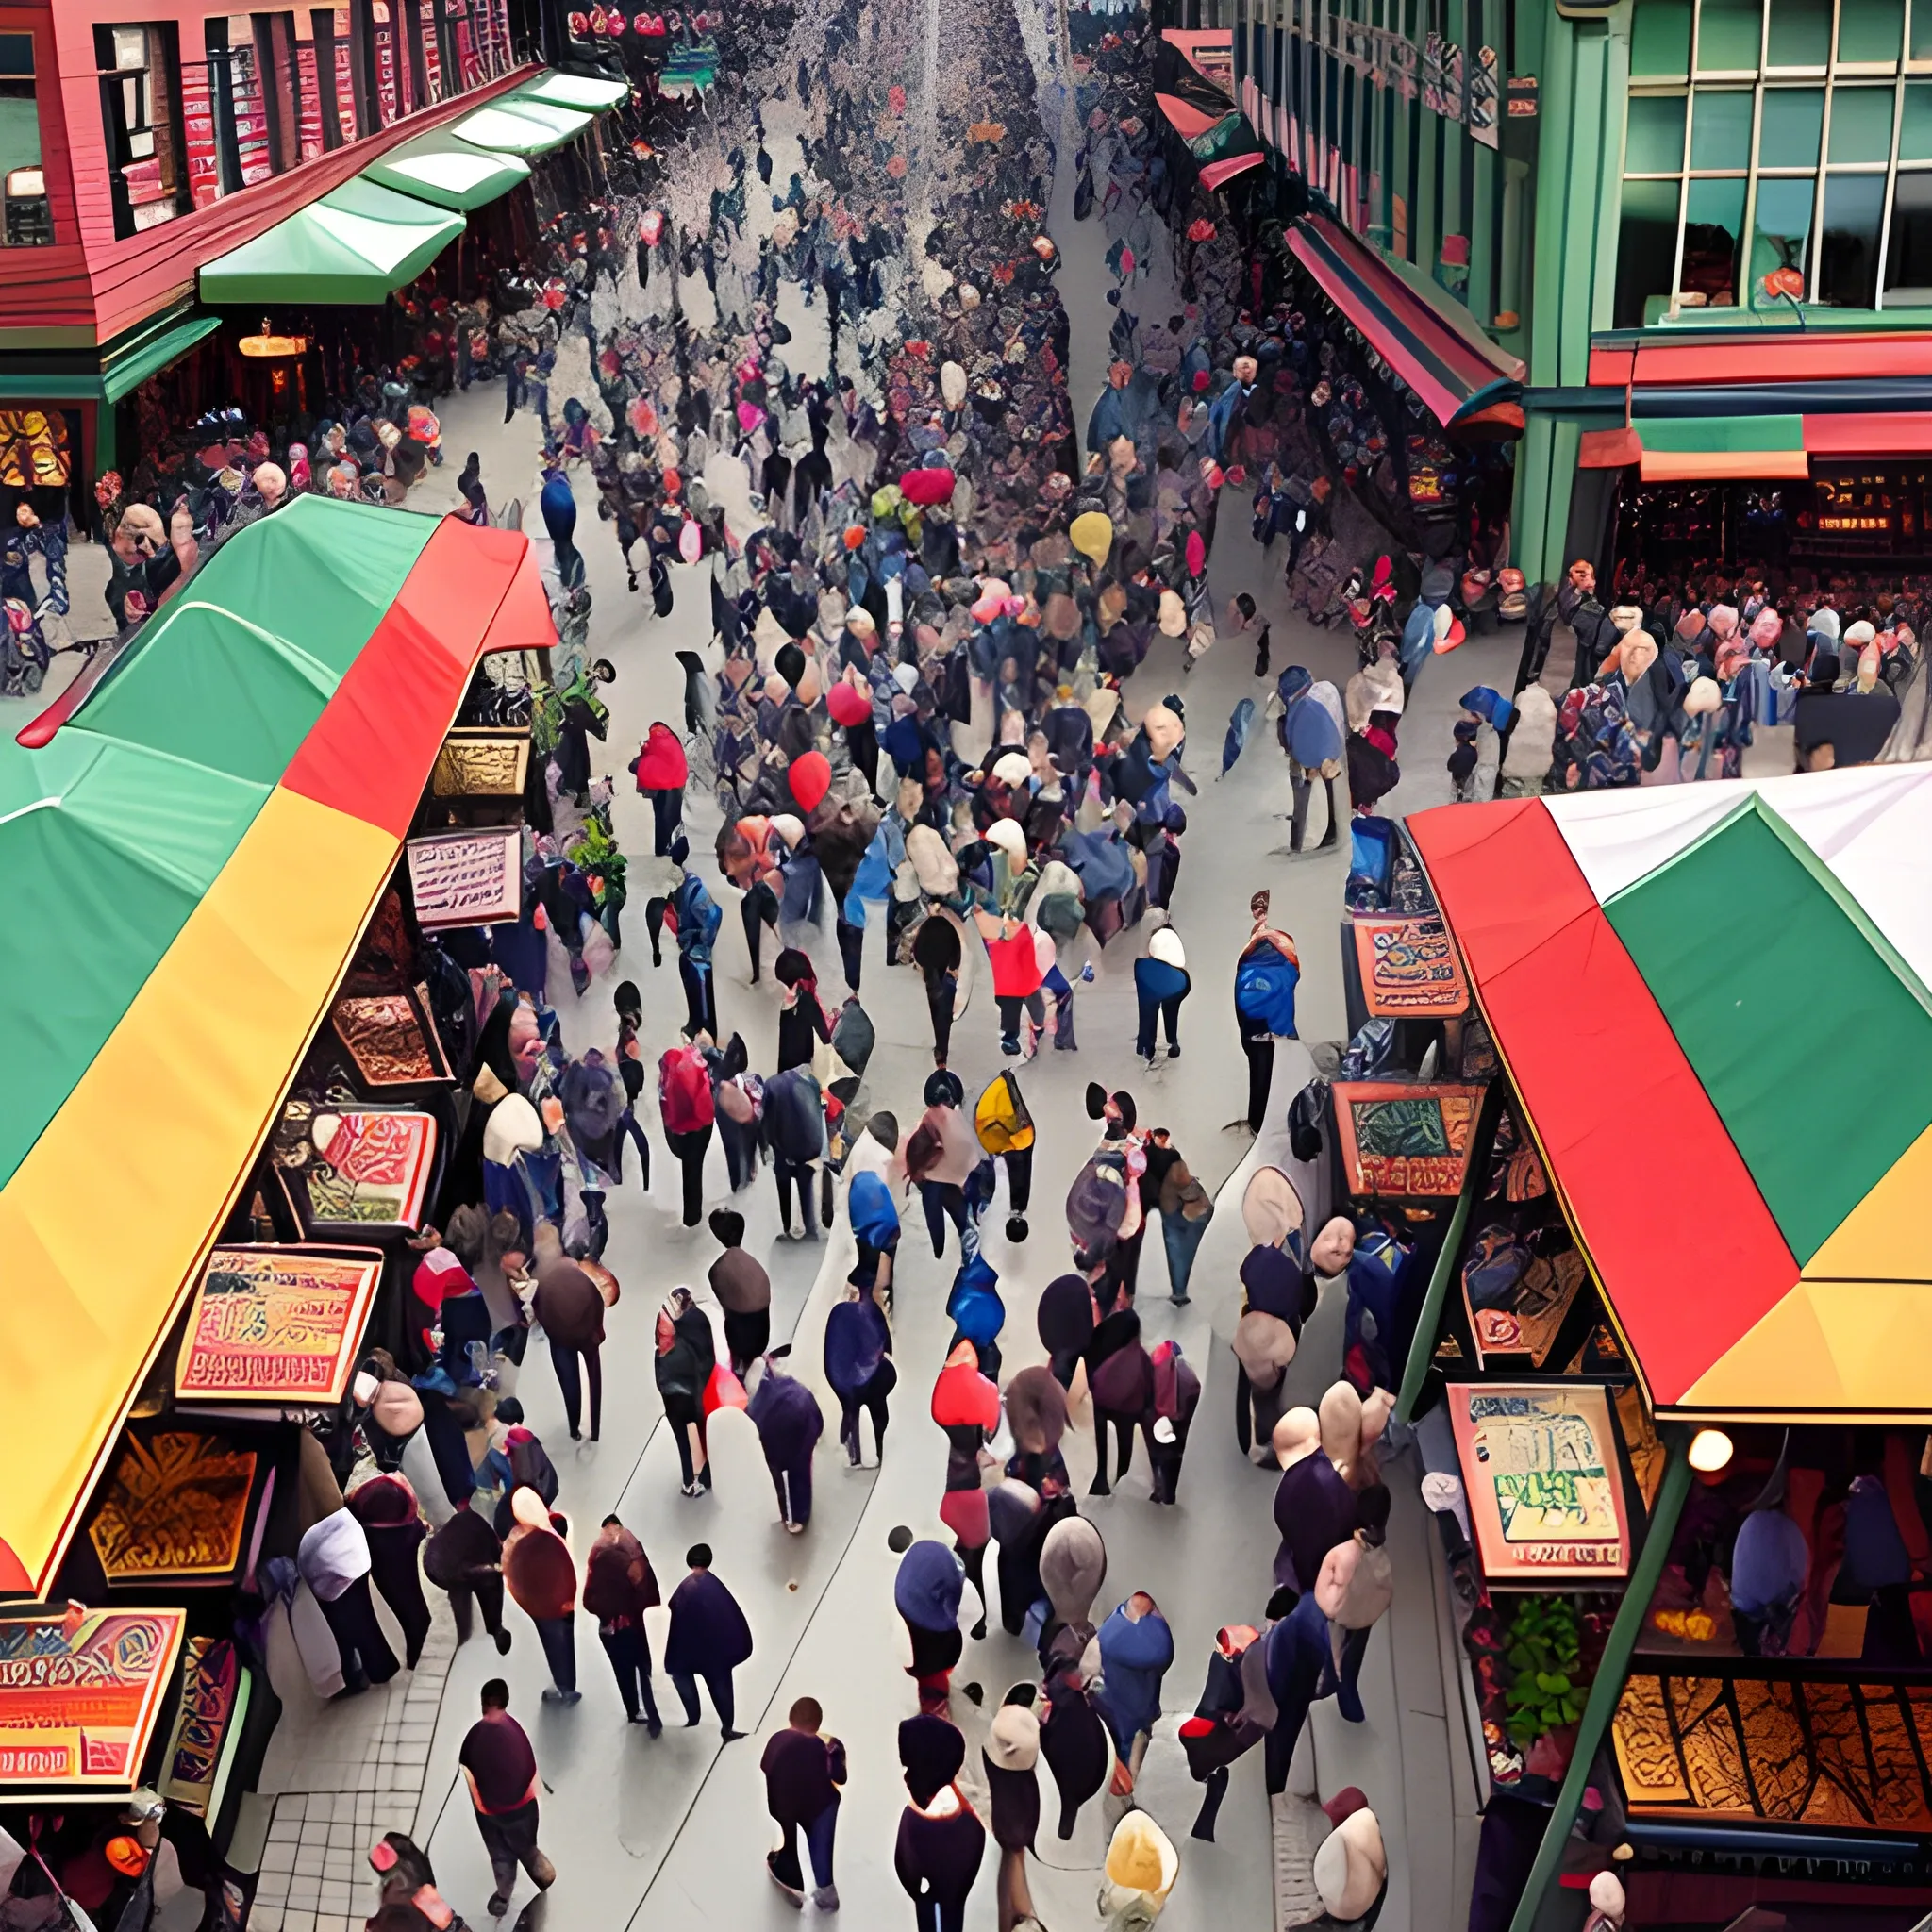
[1398,765,1932,1928]
[0,492,549,1914]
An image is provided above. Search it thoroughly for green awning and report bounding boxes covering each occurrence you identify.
[0,308,223,404]
[361,128,531,212]
[513,70,630,111]
[103,309,224,403]
[452,99,593,156]
[199,177,464,307]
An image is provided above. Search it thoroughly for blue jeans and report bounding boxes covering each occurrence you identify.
[1161,1210,1208,1299]
[770,1798,838,1890]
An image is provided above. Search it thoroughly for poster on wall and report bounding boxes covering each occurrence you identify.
[87,1432,259,1584]
[1331,1081,1484,1198]
[0,1609,188,1790]
[407,827,522,927]
[1447,1382,1633,1583]
[1352,911,1470,1016]
[176,1247,383,1403]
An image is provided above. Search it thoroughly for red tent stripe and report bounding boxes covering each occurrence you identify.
[1413,797,1799,1407]
[280,517,531,837]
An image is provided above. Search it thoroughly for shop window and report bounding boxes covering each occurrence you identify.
[1682,176,1747,302]
[1757,84,1824,163]
[1819,170,1887,299]
[1837,0,1904,64]
[1698,0,1762,71]
[1626,92,1688,171]
[1690,86,1753,166]
[98,25,187,239]
[1885,169,1932,296]
[1751,171,1817,298]
[1614,177,1683,325]
[1767,0,1830,66]
[0,32,51,246]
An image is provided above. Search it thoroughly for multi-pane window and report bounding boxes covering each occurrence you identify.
[1619,0,1932,322]
[99,24,188,238]
[0,32,51,246]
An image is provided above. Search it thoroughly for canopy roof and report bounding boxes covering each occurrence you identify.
[199,176,463,307]
[1410,767,1932,1422]
[512,69,631,111]
[0,496,552,1599]
[360,127,532,212]
[1288,214,1524,427]
[451,97,593,156]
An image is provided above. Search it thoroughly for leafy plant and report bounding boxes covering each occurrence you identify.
[1502,1595,1589,1744]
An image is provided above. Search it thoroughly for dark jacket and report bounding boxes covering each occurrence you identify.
[665,1568,754,1674]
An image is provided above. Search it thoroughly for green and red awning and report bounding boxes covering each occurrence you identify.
[1410,771,1932,1421]
[0,496,549,1598]
[1287,214,1525,427]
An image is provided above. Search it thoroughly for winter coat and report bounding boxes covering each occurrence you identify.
[762,1066,826,1162]
[664,1568,755,1674]
[1096,1605,1174,1752]
[633,722,689,791]
[749,1362,824,1470]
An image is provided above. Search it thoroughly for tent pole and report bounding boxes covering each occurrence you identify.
[1506,1432,1692,1932]
[1395,1077,1502,1424]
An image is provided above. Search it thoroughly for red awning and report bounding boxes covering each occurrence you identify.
[1199,151,1266,192]
[1286,214,1524,426]
[1803,412,1932,456]
[1155,92,1225,141]
[1590,331,1932,391]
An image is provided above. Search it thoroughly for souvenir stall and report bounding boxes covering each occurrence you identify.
[1400,767,1932,1929]
[0,494,550,1924]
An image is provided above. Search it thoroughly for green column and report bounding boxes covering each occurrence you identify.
[1507,1434,1695,1932]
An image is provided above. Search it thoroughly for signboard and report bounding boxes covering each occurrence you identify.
[0,1609,187,1790]
[407,827,522,928]
[159,1637,251,1817]
[1353,911,1470,1015]
[431,729,531,797]
[298,1109,438,1230]
[1447,1382,1633,1582]
[88,1432,258,1582]
[329,991,451,1088]
[176,1247,383,1403]
[1332,1080,1484,1197]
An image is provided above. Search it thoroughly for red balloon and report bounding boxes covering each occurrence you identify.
[789,749,832,812]
[898,466,957,508]
[827,681,872,727]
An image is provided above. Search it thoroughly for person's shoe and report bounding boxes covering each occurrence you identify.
[628,1711,651,1724]
[1079,961,1095,983]
[813,1885,840,1911]
[1088,1474,1110,1497]
[1001,1036,1020,1056]
[1007,1215,1028,1242]
[681,1482,707,1498]
[767,1856,806,1907]
[647,1715,663,1738]
[785,1519,806,1535]
[1166,1043,1181,1058]
[721,1727,746,1741]
[494,1627,513,1655]
[487,1891,511,1918]
[570,1427,582,1441]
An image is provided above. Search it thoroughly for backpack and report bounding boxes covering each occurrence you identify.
[508,1434,559,1507]
[1234,947,1300,1037]
[1288,1077,1329,1161]
[974,1071,1035,1155]
[1065,1154,1126,1263]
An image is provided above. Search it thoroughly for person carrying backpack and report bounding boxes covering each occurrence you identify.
[1232,891,1300,1132]
[658,1041,716,1227]
[974,1071,1035,1242]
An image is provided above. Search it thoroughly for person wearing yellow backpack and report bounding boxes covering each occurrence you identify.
[974,1072,1036,1243]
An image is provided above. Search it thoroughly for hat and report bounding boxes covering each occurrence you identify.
[1684,675,1723,717]
[991,750,1033,788]
[1003,1364,1068,1454]
[1845,618,1877,646]
[1158,589,1187,638]
[1039,1515,1107,1624]
[483,1093,544,1166]
[1312,1807,1387,1920]
[986,1701,1041,1771]
[924,1069,964,1108]
[846,607,877,635]
[986,816,1026,862]
[371,1380,425,1439]
[1105,1810,1177,1901]
[1432,603,1467,652]
[1241,1164,1304,1246]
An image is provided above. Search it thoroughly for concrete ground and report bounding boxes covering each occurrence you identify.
[0,8,1506,1929]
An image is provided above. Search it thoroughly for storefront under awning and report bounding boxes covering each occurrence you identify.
[1287,213,1524,428]
[0,308,222,405]
[359,126,532,212]
[0,495,552,1599]
[198,176,464,307]
[513,69,631,111]
[451,97,593,157]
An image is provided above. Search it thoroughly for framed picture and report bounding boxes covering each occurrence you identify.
[1352,911,1469,1016]
[431,728,531,798]
[175,1246,383,1403]
[1447,1381,1633,1583]
[291,1109,438,1233]
[0,1608,187,1790]
[87,1431,259,1583]
[328,988,452,1089]
[1332,1081,1485,1197]
[406,826,521,928]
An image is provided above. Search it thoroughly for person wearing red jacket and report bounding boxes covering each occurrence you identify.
[630,720,689,856]
[658,1041,716,1227]
[982,915,1046,1058]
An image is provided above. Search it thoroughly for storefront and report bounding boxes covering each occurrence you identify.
[0,493,548,1918]
[1399,770,1932,1929]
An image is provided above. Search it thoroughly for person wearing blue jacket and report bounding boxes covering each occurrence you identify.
[1262,1586,1335,1795]
[1096,1592,1174,1794]
[1133,925,1191,1064]
[762,1066,826,1240]
[1276,666,1343,853]
[669,855,723,1040]
[1232,891,1301,1131]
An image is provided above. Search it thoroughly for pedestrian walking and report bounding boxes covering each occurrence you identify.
[658,1041,716,1227]
[530,1224,605,1441]
[631,720,689,857]
[424,1504,512,1656]
[826,1210,896,1467]
[1096,1591,1174,1794]
[656,1287,716,1496]
[748,1351,824,1532]
[1314,1485,1395,1724]
[583,1515,662,1732]
[345,1472,432,1670]
[982,1693,1041,1932]
[894,1730,985,1932]
[1133,927,1191,1064]
[665,1543,753,1738]
[708,1208,772,1372]
[503,1487,579,1705]
[1231,891,1300,1131]
[895,1538,968,1716]
[762,1696,845,1910]
[1141,1127,1213,1304]
[458,1680,556,1918]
